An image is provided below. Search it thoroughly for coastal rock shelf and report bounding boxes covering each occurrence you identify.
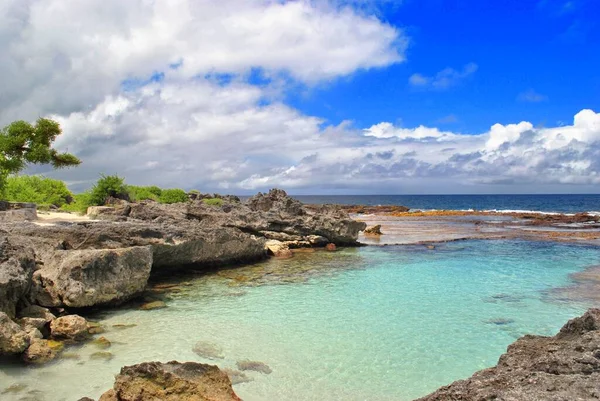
[0,189,365,364]
[418,308,600,401]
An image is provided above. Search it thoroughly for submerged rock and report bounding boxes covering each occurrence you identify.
[192,341,224,359]
[222,368,253,385]
[98,361,241,401]
[236,360,272,374]
[90,351,114,361]
[418,308,600,401]
[50,315,89,341]
[325,243,337,252]
[139,300,166,310]
[92,336,111,349]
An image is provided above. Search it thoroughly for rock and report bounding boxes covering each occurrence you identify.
[50,315,89,341]
[222,368,253,385]
[22,339,58,364]
[32,246,153,308]
[192,341,224,359]
[2,383,28,394]
[274,248,293,258]
[88,322,106,335]
[236,360,272,374]
[306,235,329,246]
[18,305,56,324]
[364,225,383,235]
[325,243,337,251]
[90,351,114,361]
[112,324,137,330]
[77,398,96,401]
[265,240,286,255]
[92,336,111,349]
[0,311,29,354]
[98,361,241,401]
[139,300,166,310]
[418,308,600,401]
[0,236,36,318]
[87,206,116,218]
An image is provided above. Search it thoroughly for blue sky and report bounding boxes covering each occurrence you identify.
[3,0,600,194]
[290,0,600,134]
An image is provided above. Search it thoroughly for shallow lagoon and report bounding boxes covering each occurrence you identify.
[2,240,599,400]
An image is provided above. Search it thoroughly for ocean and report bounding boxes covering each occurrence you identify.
[291,194,600,214]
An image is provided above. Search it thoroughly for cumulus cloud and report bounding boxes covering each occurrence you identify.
[408,63,478,90]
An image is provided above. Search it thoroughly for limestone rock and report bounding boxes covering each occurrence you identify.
[0,311,29,354]
[418,308,600,401]
[50,315,89,341]
[236,360,272,374]
[32,246,153,308]
[0,236,36,318]
[22,339,58,364]
[18,305,56,323]
[364,225,383,235]
[98,361,241,401]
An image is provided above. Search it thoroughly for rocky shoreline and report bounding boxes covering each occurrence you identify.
[3,193,600,400]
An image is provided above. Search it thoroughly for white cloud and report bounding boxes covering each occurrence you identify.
[408,63,478,90]
[518,89,548,102]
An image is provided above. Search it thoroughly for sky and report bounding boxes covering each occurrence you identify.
[1,0,599,194]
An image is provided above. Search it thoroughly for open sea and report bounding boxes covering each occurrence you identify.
[293,194,600,214]
[2,240,600,400]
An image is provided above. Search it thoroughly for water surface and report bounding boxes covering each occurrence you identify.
[1,240,599,400]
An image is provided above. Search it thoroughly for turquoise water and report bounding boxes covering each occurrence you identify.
[1,240,600,400]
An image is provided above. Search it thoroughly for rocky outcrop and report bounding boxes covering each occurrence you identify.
[418,308,600,401]
[32,246,153,308]
[97,361,241,401]
[0,236,36,317]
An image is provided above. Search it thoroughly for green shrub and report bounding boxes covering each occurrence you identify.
[3,175,74,206]
[89,174,128,206]
[127,185,162,202]
[202,198,223,207]
[158,188,188,204]
[60,192,92,214]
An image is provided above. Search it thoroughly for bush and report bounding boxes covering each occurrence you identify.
[89,174,128,206]
[202,198,223,207]
[3,175,74,206]
[158,188,188,204]
[60,192,92,214]
[127,185,162,202]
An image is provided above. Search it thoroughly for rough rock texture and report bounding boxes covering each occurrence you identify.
[32,246,153,308]
[22,338,58,364]
[0,311,29,354]
[98,361,241,401]
[50,315,89,340]
[418,308,600,401]
[0,236,36,317]
[364,225,383,235]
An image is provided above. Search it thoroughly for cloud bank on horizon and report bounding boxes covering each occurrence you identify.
[1,0,599,194]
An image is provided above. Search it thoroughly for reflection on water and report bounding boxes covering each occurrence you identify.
[2,242,600,401]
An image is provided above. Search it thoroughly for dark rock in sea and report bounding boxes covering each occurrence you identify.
[325,243,337,251]
[222,368,253,385]
[138,300,166,311]
[22,338,59,364]
[98,361,241,401]
[236,359,272,374]
[484,318,515,326]
[364,224,383,235]
[90,351,114,361]
[418,308,600,401]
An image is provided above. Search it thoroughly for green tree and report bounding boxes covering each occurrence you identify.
[0,118,80,195]
[89,174,128,206]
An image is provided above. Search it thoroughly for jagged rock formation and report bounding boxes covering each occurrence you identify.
[0,236,36,318]
[418,308,600,401]
[98,361,241,401]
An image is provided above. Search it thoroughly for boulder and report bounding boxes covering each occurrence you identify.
[364,225,383,235]
[0,311,29,354]
[325,243,337,251]
[98,361,241,401]
[265,240,286,256]
[50,315,89,341]
[18,305,56,323]
[0,236,36,317]
[32,246,153,308]
[22,338,58,364]
[418,308,600,401]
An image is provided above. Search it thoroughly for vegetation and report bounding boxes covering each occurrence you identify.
[0,118,80,195]
[3,175,73,207]
[202,198,223,207]
[159,188,188,204]
[89,174,129,206]
[127,185,163,202]
[60,192,93,214]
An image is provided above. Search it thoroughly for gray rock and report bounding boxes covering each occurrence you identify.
[418,308,600,401]
[0,311,29,354]
[32,246,153,308]
[0,236,36,317]
[18,305,56,323]
[192,341,224,359]
[236,360,272,374]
